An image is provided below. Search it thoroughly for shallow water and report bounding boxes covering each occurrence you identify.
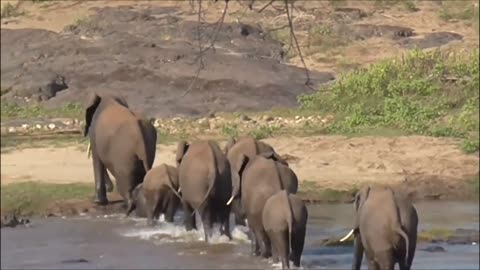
[2,201,479,269]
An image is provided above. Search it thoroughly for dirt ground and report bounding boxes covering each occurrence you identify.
[1,135,478,201]
[1,1,478,118]
[1,1,479,209]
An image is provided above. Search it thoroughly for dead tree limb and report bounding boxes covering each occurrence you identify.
[284,0,311,86]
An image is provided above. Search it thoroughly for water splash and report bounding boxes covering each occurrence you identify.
[120,214,250,245]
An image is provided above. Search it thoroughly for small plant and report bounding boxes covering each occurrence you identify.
[1,102,84,119]
[221,124,240,138]
[248,125,278,140]
[0,2,23,18]
[402,0,418,12]
[461,138,479,154]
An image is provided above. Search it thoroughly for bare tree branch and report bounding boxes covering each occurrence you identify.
[257,0,275,13]
[182,0,230,97]
[284,0,311,86]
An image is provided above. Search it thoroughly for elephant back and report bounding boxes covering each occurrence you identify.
[275,162,298,194]
[241,155,283,198]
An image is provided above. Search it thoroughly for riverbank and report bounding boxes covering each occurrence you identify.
[1,131,478,218]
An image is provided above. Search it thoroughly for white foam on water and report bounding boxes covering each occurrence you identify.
[269,259,305,270]
[120,213,252,245]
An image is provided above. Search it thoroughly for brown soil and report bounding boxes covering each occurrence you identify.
[2,135,478,202]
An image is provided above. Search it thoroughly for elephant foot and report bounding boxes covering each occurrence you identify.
[261,250,272,259]
[94,196,109,206]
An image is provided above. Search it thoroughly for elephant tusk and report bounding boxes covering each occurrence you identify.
[178,187,181,193]
[86,142,91,159]
[339,229,355,242]
[226,196,234,206]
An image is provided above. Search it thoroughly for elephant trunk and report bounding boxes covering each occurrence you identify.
[226,181,239,206]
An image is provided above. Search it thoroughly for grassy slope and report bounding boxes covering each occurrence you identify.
[3,48,479,152]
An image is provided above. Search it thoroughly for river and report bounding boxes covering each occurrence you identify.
[2,201,479,269]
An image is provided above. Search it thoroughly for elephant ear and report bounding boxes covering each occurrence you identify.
[113,94,129,108]
[232,154,249,179]
[224,137,237,155]
[175,140,189,167]
[353,185,371,228]
[84,92,101,137]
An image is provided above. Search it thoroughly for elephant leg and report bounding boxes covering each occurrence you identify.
[219,207,232,240]
[270,231,289,269]
[291,227,306,267]
[352,235,365,270]
[92,154,108,205]
[164,192,179,223]
[182,201,196,231]
[377,249,394,270]
[267,230,280,264]
[252,225,271,258]
[200,206,213,243]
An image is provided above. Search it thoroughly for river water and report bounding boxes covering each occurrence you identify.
[2,201,479,269]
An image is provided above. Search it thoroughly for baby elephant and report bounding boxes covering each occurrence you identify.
[262,190,308,269]
[127,164,181,225]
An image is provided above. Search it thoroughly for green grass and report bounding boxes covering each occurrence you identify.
[1,102,83,120]
[1,182,92,216]
[298,48,480,153]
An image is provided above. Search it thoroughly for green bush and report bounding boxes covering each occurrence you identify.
[298,48,479,152]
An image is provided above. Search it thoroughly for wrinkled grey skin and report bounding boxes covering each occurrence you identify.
[127,164,181,225]
[83,92,157,209]
[263,190,308,269]
[176,140,232,243]
[350,185,418,270]
[224,136,287,226]
[228,153,298,258]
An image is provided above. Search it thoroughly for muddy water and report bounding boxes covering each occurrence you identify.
[2,202,479,269]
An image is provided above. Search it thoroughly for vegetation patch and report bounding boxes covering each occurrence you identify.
[298,48,480,153]
[299,180,358,203]
[0,2,23,18]
[1,182,92,216]
[1,102,83,120]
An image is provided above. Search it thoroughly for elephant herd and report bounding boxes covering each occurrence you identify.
[83,93,419,270]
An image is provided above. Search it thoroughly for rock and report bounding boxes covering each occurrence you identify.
[48,123,56,130]
[21,124,29,131]
[63,120,73,126]
[422,245,446,252]
[239,114,251,121]
[153,119,161,128]
[206,111,216,118]
[35,124,42,129]
[8,127,16,133]
[262,115,274,122]
[73,118,79,125]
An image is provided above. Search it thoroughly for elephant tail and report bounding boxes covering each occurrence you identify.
[394,225,410,267]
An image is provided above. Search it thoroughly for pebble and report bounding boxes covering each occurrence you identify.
[36,124,42,129]
[48,123,56,130]
[8,127,16,133]
[153,119,161,128]
[240,114,251,121]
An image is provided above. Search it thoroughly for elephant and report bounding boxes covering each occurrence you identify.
[176,140,232,243]
[340,185,418,270]
[262,190,308,269]
[224,136,287,226]
[83,92,157,209]
[126,164,182,225]
[227,152,298,258]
